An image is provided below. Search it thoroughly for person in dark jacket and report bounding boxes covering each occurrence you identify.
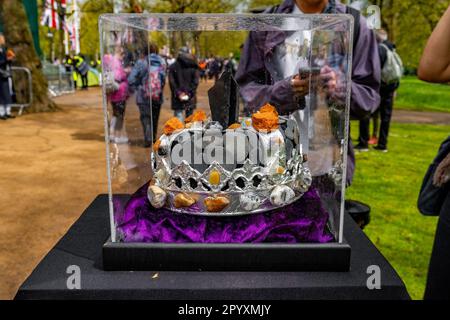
[168,47,200,122]
[0,33,15,120]
[235,0,381,185]
[417,4,450,300]
[128,43,167,147]
[357,28,399,152]
[208,57,223,82]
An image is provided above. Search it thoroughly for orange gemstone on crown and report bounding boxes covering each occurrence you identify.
[152,139,161,152]
[251,104,279,132]
[259,103,278,116]
[163,117,184,135]
[227,123,241,130]
[185,110,207,123]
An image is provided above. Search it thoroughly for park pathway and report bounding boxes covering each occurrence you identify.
[392,109,450,125]
[53,85,450,125]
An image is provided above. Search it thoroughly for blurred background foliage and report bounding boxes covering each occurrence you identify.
[249,0,450,72]
[372,0,449,73]
[37,0,450,72]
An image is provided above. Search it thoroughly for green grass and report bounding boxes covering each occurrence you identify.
[347,121,450,299]
[395,76,450,113]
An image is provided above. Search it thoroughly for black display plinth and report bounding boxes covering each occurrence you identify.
[15,195,410,300]
[103,241,351,271]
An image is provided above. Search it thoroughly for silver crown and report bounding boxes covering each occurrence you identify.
[148,121,312,216]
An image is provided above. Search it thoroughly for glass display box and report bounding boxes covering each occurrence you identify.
[99,13,354,271]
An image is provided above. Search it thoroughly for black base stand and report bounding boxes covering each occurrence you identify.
[15,196,411,300]
[103,241,351,271]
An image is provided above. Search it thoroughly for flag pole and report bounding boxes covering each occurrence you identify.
[64,29,69,55]
[73,0,80,54]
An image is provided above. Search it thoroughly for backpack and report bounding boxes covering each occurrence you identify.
[380,43,403,84]
[104,69,119,94]
[144,63,163,102]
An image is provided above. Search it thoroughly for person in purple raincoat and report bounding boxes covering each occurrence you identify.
[236,0,381,185]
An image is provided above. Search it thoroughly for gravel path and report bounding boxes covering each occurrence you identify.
[392,109,450,125]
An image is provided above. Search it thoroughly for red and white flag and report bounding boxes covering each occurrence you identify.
[41,0,67,30]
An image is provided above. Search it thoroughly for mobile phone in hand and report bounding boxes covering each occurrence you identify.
[298,66,321,79]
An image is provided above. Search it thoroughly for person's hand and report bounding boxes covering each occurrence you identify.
[290,75,309,98]
[320,65,337,94]
[320,65,346,104]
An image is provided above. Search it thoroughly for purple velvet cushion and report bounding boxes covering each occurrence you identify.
[117,183,334,243]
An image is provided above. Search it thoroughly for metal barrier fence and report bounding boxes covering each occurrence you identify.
[42,63,75,97]
[10,66,33,115]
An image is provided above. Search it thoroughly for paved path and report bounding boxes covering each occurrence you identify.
[392,109,450,125]
[0,84,448,299]
[52,84,450,126]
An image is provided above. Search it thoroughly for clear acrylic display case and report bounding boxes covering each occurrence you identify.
[99,13,353,252]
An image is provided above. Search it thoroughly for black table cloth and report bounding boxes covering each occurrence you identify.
[15,195,410,300]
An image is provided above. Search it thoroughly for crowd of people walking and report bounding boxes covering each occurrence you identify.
[103,41,240,146]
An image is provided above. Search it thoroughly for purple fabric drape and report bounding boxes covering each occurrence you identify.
[116,183,334,244]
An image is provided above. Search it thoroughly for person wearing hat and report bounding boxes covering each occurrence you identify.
[168,47,200,121]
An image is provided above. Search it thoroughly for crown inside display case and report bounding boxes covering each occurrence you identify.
[100,13,353,251]
[149,104,313,216]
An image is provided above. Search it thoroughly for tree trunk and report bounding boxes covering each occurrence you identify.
[57,0,65,61]
[0,0,57,113]
[193,31,201,58]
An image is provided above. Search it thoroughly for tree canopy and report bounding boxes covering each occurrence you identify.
[1,0,56,112]
[246,0,449,70]
[37,0,450,70]
[373,0,449,71]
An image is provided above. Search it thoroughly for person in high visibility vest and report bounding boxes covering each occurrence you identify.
[64,55,78,90]
[90,58,102,70]
[72,69,78,90]
[74,54,89,90]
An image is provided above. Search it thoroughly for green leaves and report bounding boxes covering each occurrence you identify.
[374,0,449,70]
